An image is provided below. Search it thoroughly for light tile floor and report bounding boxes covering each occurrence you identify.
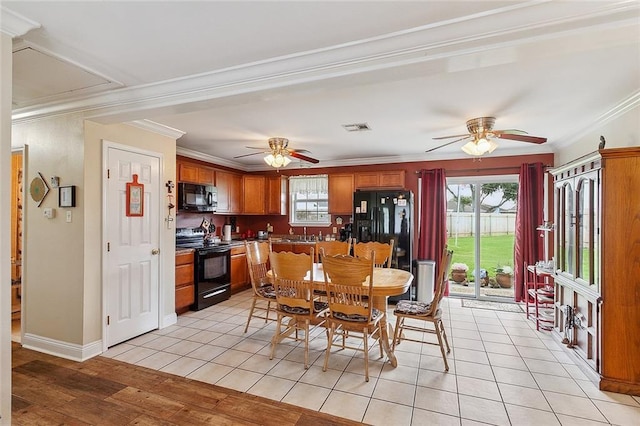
[103,291,640,425]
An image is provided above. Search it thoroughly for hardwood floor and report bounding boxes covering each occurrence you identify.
[11,343,363,425]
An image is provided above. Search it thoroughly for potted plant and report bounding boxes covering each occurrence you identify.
[495,265,513,288]
[451,262,469,284]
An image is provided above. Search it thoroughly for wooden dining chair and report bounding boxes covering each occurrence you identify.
[243,241,276,333]
[269,248,329,369]
[315,239,352,262]
[321,253,383,381]
[353,240,394,268]
[391,246,454,371]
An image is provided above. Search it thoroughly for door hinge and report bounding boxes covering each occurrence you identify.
[107,316,110,325]
[107,242,110,252]
[107,169,110,179]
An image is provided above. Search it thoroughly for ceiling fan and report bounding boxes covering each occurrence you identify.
[428,117,547,156]
[234,137,319,168]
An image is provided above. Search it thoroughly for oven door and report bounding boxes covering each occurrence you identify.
[193,247,231,310]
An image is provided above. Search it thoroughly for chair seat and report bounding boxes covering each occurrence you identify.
[257,284,276,299]
[280,301,329,315]
[394,300,432,316]
[333,307,382,322]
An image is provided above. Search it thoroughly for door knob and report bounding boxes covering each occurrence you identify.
[151,249,160,255]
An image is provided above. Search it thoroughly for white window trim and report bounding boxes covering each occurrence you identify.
[288,175,331,227]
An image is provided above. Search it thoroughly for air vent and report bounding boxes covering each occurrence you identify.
[342,123,371,132]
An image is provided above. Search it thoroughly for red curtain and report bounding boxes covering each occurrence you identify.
[514,163,545,302]
[418,169,448,295]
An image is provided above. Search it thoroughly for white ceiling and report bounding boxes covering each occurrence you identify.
[4,1,640,171]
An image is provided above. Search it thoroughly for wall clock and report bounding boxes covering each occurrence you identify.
[29,172,50,207]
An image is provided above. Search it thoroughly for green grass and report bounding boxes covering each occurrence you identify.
[447,235,515,278]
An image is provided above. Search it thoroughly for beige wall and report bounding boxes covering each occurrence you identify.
[12,113,86,345]
[10,115,177,353]
[555,104,640,165]
[84,121,177,343]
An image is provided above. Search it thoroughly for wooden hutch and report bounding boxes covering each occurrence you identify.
[551,147,640,395]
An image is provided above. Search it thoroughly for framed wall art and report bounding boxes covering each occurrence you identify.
[126,174,144,217]
[59,185,76,207]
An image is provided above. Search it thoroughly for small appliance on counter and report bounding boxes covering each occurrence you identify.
[222,224,232,241]
[257,230,268,240]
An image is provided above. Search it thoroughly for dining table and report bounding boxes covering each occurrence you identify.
[267,263,414,367]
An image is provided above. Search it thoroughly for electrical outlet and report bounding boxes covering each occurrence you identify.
[333,227,337,234]
[66,210,72,223]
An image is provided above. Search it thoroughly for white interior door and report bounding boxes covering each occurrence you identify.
[105,145,160,347]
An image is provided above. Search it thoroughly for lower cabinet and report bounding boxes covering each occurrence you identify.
[230,245,249,293]
[175,250,195,314]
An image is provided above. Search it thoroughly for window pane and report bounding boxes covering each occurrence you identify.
[289,175,330,225]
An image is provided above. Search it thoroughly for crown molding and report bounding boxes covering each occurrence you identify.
[125,119,186,140]
[0,6,40,37]
[176,146,248,171]
[11,1,637,125]
[556,91,640,148]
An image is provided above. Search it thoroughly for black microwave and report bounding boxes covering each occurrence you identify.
[178,183,217,212]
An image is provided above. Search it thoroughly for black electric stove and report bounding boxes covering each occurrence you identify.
[176,228,231,310]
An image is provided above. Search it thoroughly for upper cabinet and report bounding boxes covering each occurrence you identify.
[178,161,214,185]
[216,170,242,214]
[266,176,287,215]
[242,175,266,214]
[328,173,354,214]
[355,170,405,189]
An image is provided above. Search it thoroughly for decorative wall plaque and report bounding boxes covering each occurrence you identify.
[29,172,50,207]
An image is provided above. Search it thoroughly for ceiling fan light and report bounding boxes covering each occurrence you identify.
[283,156,291,166]
[487,139,498,153]
[264,154,275,166]
[461,141,483,156]
[477,137,490,152]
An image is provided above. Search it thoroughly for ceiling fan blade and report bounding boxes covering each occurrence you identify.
[289,151,319,164]
[494,129,528,136]
[432,133,471,140]
[425,136,470,153]
[245,146,266,150]
[233,151,265,159]
[497,133,547,144]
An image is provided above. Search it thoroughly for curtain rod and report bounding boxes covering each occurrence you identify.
[416,164,551,174]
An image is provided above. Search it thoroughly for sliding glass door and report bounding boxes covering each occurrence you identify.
[446,176,518,300]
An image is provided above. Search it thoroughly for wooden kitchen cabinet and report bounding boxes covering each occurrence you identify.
[551,147,640,395]
[328,173,354,214]
[178,160,214,185]
[354,170,405,189]
[216,170,242,213]
[266,176,287,215]
[175,250,195,314]
[230,245,249,293]
[243,175,266,214]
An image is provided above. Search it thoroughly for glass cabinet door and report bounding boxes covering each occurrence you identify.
[563,182,574,276]
[577,177,592,285]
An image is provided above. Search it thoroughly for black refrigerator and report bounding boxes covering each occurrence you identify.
[353,190,413,301]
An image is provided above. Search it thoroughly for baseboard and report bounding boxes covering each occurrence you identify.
[21,333,102,362]
[600,377,640,396]
[162,313,177,329]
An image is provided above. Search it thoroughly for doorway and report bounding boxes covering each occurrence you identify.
[10,149,24,343]
[103,142,162,348]
[446,176,518,301]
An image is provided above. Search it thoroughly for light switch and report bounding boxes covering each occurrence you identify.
[66,210,72,223]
